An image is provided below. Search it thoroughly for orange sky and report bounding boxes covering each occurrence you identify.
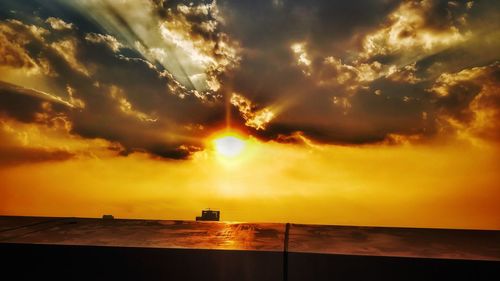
[1,0,499,230]
[1,121,499,229]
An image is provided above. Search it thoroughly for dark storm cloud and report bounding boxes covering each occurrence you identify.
[0,0,499,161]
[428,62,500,141]
[0,83,76,166]
[0,7,225,159]
[217,0,500,144]
[220,0,400,51]
[0,81,72,122]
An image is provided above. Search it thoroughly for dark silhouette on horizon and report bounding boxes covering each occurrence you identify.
[196,209,220,221]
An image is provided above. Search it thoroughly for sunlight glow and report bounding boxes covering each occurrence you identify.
[213,135,246,158]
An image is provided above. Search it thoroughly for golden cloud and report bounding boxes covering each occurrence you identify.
[0,20,51,76]
[50,39,90,76]
[361,0,469,60]
[0,81,82,109]
[291,42,312,76]
[230,93,275,130]
[158,1,240,93]
[0,18,90,79]
[386,62,421,84]
[428,64,488,97]
[293,0,471,100]
[85,33,123,52]
[429,62,500,144]
[0,112,122,164]
[320,57,393,86]
[46,17,74,31]
[65,85,85,109]
[70,0,240,98]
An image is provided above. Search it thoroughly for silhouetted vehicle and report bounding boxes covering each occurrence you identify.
[196,209,220,221]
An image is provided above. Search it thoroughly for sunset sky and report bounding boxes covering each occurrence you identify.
[0,0,499,229]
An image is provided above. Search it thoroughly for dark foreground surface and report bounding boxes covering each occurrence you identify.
[1,216,499,280]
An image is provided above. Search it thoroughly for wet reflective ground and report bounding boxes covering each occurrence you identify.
[1,216,499,260]
[289,224,500,260]
[0,217,284,251]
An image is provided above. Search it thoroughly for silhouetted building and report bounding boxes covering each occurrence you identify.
[196,209,220,221]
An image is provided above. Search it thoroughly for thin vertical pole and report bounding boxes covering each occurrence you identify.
[283,223,290,281]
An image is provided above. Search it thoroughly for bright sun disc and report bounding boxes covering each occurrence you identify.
[213,135,246,158]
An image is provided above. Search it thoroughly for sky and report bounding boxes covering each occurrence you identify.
[0,0,499,229]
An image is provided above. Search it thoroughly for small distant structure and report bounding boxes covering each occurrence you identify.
[102,214,114,220]
[196,209,220,221]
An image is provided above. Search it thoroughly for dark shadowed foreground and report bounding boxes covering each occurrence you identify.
[1,216,499,281]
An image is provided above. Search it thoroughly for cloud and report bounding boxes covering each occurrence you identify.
[386,62,421,84]
[331,96,352,115]
[429,61,500,143]
[230,93,275,130]
[428,62,488,97]
[85,33,123,52]
[0,18,91,79]
[246,0,498,146]
[50,38,90,76]
[0,81,72,122]
[272,0,285,9]
[0,145,74,166]
[360,0,471,62]
[291,42,312,76]
[1,0,500,231]
[46,17,74,30]
[295,0,472,91]
[154,0,241,94]
[0,0,499,160]
[319,57,391,87]
[66,0,240,98]
[0,19,52,75]
[0,14,222,159]
[108,85,157,122]
[0,108,123,166]
[65,85,85,109]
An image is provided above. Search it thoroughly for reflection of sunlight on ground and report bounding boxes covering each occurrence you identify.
[152,221,283,251]
[218,223,255,249]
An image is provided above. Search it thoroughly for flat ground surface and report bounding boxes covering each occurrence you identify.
[1,216,499,260]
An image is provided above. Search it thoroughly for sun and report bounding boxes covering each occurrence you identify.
[213,134,246,158]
